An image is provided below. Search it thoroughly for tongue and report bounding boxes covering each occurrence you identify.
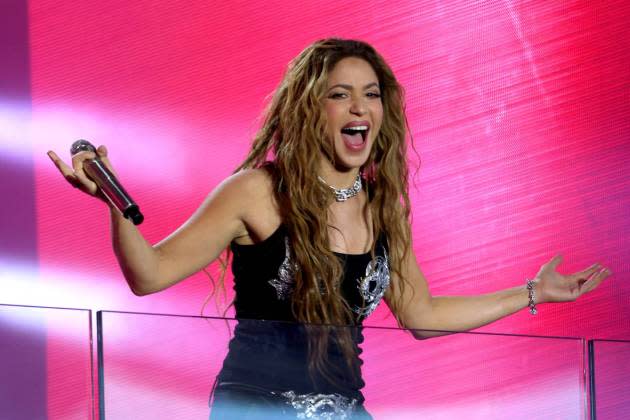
[342,132,363,146]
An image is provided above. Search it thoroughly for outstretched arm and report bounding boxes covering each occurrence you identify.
[387,249,611,339]
[47,145,256,295]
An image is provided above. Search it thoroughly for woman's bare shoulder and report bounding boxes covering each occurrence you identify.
[223,167,281,243]
[235,166,273,183]
[225,167,274,198]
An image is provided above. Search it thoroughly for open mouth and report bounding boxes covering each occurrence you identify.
[340,122,370,149]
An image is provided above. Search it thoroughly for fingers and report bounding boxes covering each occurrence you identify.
[47,149,98,194]
[572,261,612,283]
[71,150,95,174]
[47,150,68,173]
[580,267,612,294]
[73,150,101,193]
[574,263,603,280]
[542,254,563,272]
[47,150,79,186]
[97,145,108,157]
[95,144,117,175]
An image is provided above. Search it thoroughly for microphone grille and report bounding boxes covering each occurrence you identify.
[70,139,96,155]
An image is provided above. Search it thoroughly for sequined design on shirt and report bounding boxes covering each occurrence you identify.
[279,390,357,419]
[268,236,391,316]
[352,247,390,317]
[268,237,297,300]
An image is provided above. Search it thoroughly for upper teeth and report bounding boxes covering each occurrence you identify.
[344,126,368,131]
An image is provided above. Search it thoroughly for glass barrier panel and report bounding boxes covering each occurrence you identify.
[98,311,585,419]
[0,303,93,420]
[361,327,585,419]
[590,339,630,419]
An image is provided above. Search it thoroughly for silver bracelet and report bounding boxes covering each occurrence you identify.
[526,279,537,315]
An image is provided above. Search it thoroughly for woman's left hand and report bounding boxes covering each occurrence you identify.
[534,255,611,304]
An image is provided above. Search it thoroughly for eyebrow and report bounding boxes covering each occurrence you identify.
[327,82,380,91]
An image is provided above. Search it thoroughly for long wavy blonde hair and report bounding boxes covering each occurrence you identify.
[233,38,413,327]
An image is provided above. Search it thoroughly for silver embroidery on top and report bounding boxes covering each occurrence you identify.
[268,237,297,300]
[353,248,390,317]
[268,236,390,316]
[279,390,357,419]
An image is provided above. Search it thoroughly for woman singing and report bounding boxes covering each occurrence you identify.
[47,38,610,419]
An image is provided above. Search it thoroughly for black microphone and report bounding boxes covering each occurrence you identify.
[70,139,144,225]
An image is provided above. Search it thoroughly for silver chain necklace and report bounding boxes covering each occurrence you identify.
[318,174,362,202]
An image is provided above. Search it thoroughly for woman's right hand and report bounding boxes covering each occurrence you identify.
[47,144,116,205]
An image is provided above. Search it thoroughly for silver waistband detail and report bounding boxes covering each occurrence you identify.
[279,390,357,419]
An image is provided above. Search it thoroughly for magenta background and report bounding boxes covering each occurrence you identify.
[0,0,629,418]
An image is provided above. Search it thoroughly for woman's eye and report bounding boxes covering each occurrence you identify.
[330,92,347,99]
[367,92,381,98]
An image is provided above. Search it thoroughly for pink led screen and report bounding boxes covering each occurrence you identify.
[1,0,629,418]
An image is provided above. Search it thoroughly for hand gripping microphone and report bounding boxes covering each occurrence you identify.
[70,139,144,225]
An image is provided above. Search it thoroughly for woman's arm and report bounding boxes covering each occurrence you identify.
[109,174,248,295]
[47,145,258,295]
[387,245,611,339]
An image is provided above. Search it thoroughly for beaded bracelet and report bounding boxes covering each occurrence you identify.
[526,279,537,315]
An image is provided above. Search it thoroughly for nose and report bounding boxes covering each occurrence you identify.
[349,96,367,116]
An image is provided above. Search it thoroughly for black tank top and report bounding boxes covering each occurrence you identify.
[215,225,390,400]
[230,224,390,323]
